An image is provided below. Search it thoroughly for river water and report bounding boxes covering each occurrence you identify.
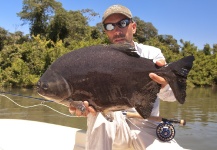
[0,87,217,150]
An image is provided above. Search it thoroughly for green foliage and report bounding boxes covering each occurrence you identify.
[48,9,91,42]
[17,0,62,36]
[0,35,70,87]
[0,27,8,50]
[180,40,198,56]
[188,53,216,86]
[203,44,212,55]
[158,35,180,53]
[0,30,105,88]
[0,0,217,88]
[1,58,38,87]
[133,17,158,43]
[213,44,217,54]
[47,8,69,42]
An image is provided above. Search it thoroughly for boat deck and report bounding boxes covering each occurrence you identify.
[0,119,86,150]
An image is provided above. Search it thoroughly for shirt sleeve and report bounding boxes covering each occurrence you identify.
[134,42,165,62]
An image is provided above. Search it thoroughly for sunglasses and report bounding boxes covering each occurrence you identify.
[103,18,132,31]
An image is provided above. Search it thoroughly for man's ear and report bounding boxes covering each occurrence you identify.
[132,22,137,34]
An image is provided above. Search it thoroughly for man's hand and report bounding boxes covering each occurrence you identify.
[69,101,97,116]
[149,59,168,88]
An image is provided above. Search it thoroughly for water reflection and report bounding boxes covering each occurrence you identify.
[0,88,87,130]
[0,87,217,150]
[160,87,217,150]
[160,87,217,123]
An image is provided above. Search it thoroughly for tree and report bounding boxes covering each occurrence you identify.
[0,27,8,50]
[47,8,69,42]
[12,31,30,44]
[80,9,100,23]
[17,0,62,37]
[158,35,180,53]
[47,8,100,43]
[180,40,197,56]
[66,10,90,41]
[213,44,217,54]
[133,17,158,43]
[203,44,211,55]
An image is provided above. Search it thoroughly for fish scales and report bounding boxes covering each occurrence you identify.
[37,44,194,120]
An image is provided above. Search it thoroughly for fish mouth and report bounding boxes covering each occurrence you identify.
[37,91,70,107]
[36,69,72,103]
[37,92,54,101]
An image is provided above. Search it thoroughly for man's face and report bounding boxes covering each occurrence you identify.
[103,14,136,45]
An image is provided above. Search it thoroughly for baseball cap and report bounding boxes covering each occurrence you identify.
[102,5,133,23]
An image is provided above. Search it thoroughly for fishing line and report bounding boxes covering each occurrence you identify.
[0,91,51,102]
[0,93,81,118]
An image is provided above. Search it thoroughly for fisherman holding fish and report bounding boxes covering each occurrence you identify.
[69,4,188,150]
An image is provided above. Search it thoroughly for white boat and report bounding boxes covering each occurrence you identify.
[0,118,189,150]
[0,119,86,150]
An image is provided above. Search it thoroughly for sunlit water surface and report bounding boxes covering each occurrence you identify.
[0,87,216,150]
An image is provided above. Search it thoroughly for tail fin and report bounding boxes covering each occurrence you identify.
[158,56,195,104]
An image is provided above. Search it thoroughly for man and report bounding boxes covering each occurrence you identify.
[69,4,187,150]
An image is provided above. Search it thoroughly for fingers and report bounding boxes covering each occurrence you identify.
[155,59,166,67]
[69,101,96,117]
[84,101,97,116]
[75,108,85,116]
[150,59,167,88]
[149,73,167,88]
[69,106,76,115]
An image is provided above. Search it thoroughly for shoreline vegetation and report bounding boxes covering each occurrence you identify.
[0,0,216,88]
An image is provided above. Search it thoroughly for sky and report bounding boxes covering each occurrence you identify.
[1,0,216,49]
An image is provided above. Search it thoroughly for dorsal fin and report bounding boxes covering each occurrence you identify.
[109,43,140,58]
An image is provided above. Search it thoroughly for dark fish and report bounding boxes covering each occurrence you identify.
[37,44,194,120]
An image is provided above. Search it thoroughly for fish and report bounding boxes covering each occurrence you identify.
[37,44,195,120]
